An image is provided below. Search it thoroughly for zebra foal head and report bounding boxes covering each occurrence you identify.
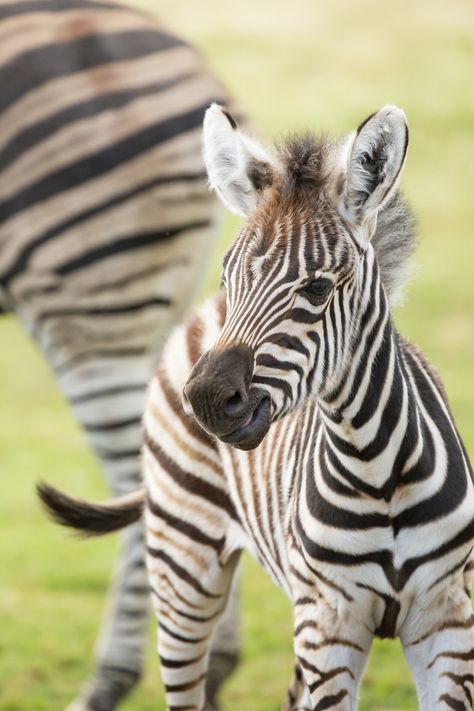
[184,104,411,449]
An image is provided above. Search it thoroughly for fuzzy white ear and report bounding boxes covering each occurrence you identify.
[202,104,275,217]
[342,105,408,231]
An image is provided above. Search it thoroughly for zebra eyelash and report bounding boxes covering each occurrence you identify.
[297,276,334,306]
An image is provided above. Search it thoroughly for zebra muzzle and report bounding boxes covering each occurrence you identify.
[183,345,272,449]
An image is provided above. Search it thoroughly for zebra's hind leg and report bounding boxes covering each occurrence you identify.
[66,521,149,711]
[59,371,151,711]
[401,578,474,711]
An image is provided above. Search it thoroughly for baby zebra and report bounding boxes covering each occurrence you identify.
[39,104,474,710]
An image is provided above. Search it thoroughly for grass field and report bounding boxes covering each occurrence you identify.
[1,0,473,709]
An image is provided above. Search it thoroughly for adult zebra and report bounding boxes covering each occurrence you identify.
[40,104,474,710]
[0,2,241,709]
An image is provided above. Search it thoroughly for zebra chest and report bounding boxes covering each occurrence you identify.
[291,472,474,638]
[221,448,293,592]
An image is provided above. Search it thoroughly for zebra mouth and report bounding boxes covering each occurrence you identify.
[219,395,271,450]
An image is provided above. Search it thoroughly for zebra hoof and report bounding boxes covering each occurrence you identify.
[65,665,141,711]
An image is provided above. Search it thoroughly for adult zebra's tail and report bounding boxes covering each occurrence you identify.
[37,482,145,537]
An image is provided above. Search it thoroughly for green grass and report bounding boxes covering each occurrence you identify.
[1,0,473,708]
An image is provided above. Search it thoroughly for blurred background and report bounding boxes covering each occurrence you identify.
[0,0,473,709]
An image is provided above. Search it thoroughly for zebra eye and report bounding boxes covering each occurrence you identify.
[301,277,333,304]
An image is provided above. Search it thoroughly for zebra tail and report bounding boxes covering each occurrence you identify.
[36,482,145,537]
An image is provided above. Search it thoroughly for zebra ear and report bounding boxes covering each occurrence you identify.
[342,105,408,232]
[202,104,275,217]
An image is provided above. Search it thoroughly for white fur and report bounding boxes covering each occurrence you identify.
[202,103,275,217]
[342,105,408,239]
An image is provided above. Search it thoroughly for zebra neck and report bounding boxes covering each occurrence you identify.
[316,320,418,499]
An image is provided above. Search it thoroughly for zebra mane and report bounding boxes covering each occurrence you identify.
[371,192,417,305]
[276,134,417,304]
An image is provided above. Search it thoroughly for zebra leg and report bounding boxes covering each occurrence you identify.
[63,376,150,711]
[66,523,149,711]
[401,578,474,711]
[292,600,371,711]
[148,541,241,711]
[281,665,312,711]
[205,577,241,710]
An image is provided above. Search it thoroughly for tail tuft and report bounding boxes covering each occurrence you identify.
[37,482,145,537]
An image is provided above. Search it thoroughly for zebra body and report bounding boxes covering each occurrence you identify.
[0,2,240,708]
[145,305,473,710]
[143,105,474,710]
[40,104,474,710]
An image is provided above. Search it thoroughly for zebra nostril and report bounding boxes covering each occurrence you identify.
[223,390,246,418]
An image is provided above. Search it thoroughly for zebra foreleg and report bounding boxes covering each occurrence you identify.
[148,544,241,711]
[401,579,474,711]
[292,601,371,711]
[281,664,312,711]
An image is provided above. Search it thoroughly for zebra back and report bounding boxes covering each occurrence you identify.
[0,0,234,466]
